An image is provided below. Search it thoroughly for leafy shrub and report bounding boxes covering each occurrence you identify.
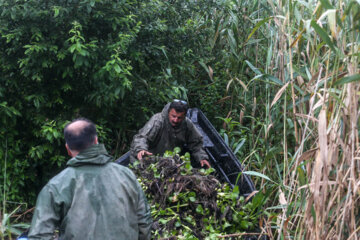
[0,0,233,204]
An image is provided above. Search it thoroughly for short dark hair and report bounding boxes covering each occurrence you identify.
[169,100,188,113]
[64,118,97,152]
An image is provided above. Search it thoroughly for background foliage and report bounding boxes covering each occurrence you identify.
[1,0,359,238]
[0,0,228,204]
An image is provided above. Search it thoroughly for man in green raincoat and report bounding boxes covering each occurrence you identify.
[28,118,152,240]
[130,100,211,168]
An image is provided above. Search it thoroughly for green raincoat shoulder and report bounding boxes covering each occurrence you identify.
[28,144,152,240]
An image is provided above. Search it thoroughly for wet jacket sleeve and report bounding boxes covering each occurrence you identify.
[186,120,209,162]
[28,185,61,240]
[131,116,162,155]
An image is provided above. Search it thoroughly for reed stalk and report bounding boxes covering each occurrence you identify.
[261,0,360,239]
[222,0,359,238]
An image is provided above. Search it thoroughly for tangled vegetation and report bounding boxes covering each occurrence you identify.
[132,149,265,239]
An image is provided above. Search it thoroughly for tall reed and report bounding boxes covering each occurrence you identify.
[258,0,360,239]
[213,0,359,238]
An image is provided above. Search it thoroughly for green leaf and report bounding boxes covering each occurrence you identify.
[252,192,265,207]
[266,42,273,68]
[7,226,23,235]
[245,60,262,75]
[196,205,204,214]
[11,223,30,228]
[310,20,336,52]
[234,139,245,154]
[243,171,272,182]
[159,218,169,224]
[266,204,287,210]
[174,147,181,154]
[114,64,121,73]
[199,61,210,74]
[183,162,191,171]
[246,17,273,42]
[240,220,249,229]
[320,0,334,9]
[69,44,76,53]
[223,133,229,145]
[232,185,239,194]
[184,216,193,223]
[222,221,232,229]
[54,7,60,17]
[175,221,181,227]
[265,74,284,86]
[333,74,360,86]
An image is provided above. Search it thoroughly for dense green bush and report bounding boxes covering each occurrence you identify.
[0,0,234,204]
[0,0,143,203]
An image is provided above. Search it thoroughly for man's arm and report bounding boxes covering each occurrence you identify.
[28,185,61,240]
[186,120,211,168]
[131,115,162,160]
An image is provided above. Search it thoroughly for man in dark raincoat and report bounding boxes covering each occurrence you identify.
[130,100,211,168]
[28,118,152,240]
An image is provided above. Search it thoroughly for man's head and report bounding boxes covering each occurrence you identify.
[64,118,97,155]
[168,100,188,127]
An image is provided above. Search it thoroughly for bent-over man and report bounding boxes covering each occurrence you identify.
[130,100,211,168]
[29,118,152,240]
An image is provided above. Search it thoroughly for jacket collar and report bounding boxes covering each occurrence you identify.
[66,144,112,167]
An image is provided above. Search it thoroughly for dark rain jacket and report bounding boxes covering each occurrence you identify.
[28,144,152,240]
[130,103,208,163]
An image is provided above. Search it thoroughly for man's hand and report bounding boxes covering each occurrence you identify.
[137,150,153,160]
[200,160,211,169]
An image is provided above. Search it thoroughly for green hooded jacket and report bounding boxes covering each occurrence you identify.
[28,144,152,240]
[130,103,208,163]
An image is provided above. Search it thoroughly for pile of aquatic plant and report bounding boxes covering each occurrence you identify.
[132,148,264,239]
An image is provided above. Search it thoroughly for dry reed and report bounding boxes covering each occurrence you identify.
[263,0,359,239]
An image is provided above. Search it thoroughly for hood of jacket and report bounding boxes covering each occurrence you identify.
[160,102,171,119]
[66,144,113,167]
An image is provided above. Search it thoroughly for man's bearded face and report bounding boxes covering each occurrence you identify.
[168,109,186,127]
